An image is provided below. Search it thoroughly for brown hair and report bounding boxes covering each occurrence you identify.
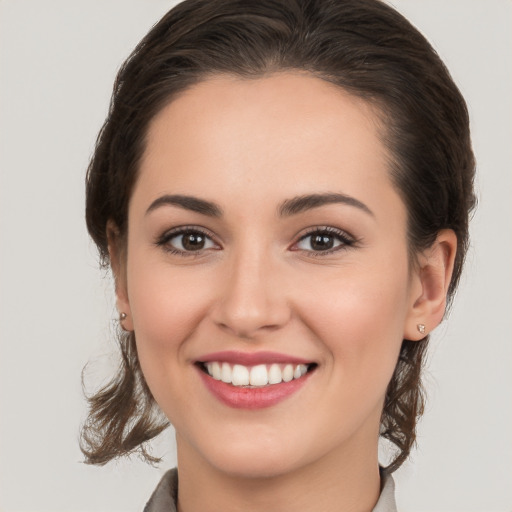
[82,0,476,472]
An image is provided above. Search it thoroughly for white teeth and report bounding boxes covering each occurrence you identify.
[282,364,294,382]
[204,362,311,387]
[211,362,221,380]
[232,364,250,386]
[221,362,232,383]
[268,364,282,384]
[249,364,269,386]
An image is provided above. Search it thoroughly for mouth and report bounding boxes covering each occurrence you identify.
[196,361,318,388]
[194,351,318,409]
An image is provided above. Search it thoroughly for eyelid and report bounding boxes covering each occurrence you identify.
[155,225,221,256]
[290,226,357,255]
[155,224,358,258]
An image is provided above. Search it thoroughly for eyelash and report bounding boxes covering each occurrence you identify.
[155,225,357,258]
[292,226,357,257]
[155,225,217,258]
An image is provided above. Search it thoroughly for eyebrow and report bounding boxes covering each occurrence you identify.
[278,193,374,218]
[146,192,374,218]
[146,194,223,217]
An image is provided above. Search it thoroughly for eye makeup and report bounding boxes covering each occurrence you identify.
[154,224,359,258]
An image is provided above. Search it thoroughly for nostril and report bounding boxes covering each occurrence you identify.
[210,279,292,338]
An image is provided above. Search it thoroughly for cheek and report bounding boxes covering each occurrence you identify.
[297,257,410,388]
[125,253,213,375]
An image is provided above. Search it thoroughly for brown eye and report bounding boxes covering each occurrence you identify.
[310,234,335,251]
[163,229,217,253]
[295,228,354,254]
[181,232,206,250]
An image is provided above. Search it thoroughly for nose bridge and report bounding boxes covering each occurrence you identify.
[212,238,289,338]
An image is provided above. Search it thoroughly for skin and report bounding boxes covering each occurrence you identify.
[111,72,456,512]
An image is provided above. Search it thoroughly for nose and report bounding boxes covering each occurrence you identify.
[210,248,291,340]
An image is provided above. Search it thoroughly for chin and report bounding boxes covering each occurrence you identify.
[186,428,309,480]
[210,452,302,480]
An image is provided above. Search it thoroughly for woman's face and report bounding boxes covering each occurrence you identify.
[118,73,423,477]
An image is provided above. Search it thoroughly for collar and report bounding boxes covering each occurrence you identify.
[144,467,397,512]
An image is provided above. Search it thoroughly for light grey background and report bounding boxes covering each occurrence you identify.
[0,1,511,510]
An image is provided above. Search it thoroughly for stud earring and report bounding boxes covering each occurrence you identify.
[417,323,426,335]
[120,312,127,321]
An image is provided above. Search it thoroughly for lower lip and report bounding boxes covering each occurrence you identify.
[197,367,313,410]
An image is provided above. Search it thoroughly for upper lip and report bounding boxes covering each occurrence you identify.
[196,351,314,366]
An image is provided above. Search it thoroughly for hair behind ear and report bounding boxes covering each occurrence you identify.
[80,331,169,465]
[380,337,427,473]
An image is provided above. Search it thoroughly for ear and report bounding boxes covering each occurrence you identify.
[404,229,457,340]
[107,220,134,332]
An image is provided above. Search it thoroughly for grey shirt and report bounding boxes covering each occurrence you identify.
[144,468,397,512]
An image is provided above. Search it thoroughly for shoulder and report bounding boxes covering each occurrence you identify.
[372,470,398,512]
[143,468,178,512]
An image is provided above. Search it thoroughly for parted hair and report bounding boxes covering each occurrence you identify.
[82,0,476,472]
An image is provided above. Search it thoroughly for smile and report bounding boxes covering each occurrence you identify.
[195,352,317,409]
[200,362,312,387]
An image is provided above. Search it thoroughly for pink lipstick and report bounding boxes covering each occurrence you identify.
[195,351,316,409]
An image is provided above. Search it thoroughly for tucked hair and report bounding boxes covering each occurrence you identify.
[82,0,476,472]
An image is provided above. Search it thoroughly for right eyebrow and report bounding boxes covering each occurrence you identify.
[145,194,223,217]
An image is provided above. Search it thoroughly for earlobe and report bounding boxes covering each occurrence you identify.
[107,220,134,331]
[404,229,457,340]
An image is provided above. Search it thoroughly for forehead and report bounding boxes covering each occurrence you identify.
[135,72,402,222]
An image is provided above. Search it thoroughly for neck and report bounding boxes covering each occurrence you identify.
[176,432,382,512]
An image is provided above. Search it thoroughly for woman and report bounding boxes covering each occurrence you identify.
[82,0,476,510]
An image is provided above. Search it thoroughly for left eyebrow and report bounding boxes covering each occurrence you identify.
[278,193,374,218]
